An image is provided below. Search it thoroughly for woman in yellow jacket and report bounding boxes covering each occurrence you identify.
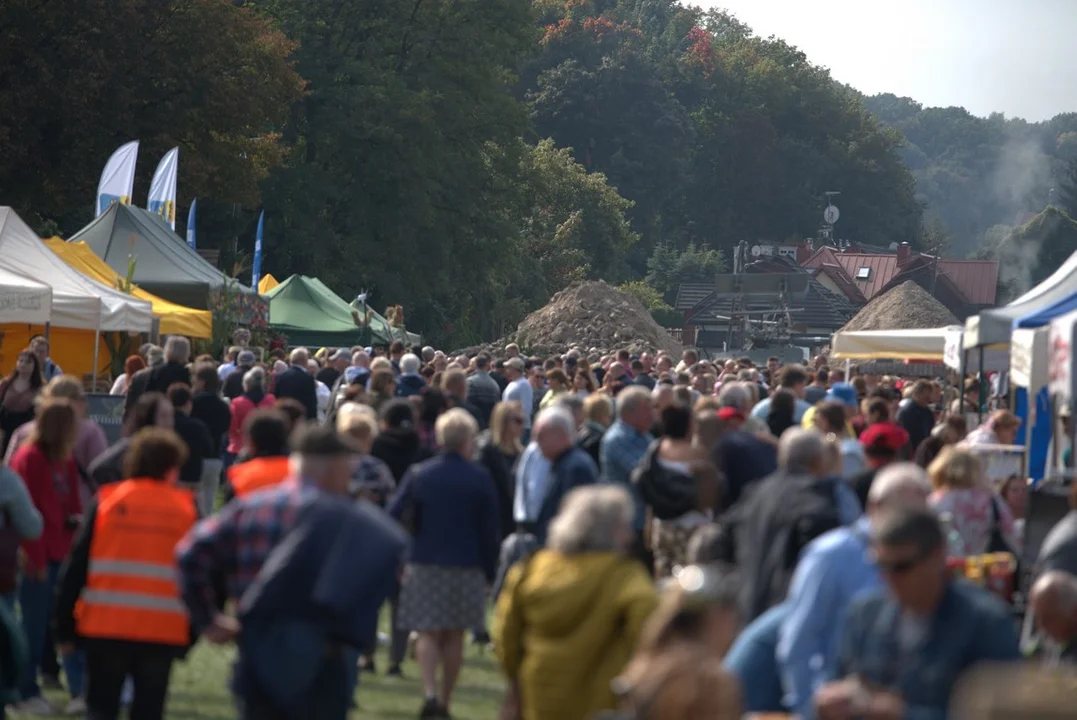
[493,485,657,720]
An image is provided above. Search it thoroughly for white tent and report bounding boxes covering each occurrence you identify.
[965,247,1077,348]
[0,207,152,332]
[832,326,959,361]
[1011,327,1049,395]
[0,267,51,324]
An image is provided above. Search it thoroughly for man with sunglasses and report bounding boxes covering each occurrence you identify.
[815,507,1019,720]
[779,463,930,718]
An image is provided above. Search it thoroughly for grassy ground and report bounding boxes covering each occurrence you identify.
[18,628,505,719]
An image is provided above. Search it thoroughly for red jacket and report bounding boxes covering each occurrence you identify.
[9,443,81,572]
[227,394,276,454]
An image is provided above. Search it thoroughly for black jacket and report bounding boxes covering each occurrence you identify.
[174,413,214,486]
[896,401,935,455]
[578,421,606,470]
[223,364,253,401]
[124,362,192,416]
[632,441,697,521]
[274,366,318,420]
[192,392,231,456]
[450,395,484,430]
[371,428,431,483]
[474,433,518,541]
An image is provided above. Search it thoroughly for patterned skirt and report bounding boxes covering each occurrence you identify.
[397,564,487,632]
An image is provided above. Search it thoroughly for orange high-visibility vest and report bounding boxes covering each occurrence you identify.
[228,456,291,499]
[75,479,197,646]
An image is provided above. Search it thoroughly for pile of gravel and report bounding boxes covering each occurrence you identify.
[454,280,683,358]
[840,280,959,332]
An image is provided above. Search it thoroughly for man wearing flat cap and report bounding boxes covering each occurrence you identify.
[177,426,408,718]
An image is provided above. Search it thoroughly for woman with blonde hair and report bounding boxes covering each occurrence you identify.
[494,485,657,720]
[476,401,524,542]
[367,368,396,411]
[928,445,1018,555]
[539,369,570,411]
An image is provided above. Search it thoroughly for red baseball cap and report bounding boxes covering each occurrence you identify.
[717,407,745,422]
[859,422,909,452]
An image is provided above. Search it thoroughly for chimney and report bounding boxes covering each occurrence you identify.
[897,242,911,264]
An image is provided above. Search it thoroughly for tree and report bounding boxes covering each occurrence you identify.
[254,0,538,345]
[0,0,305,234]
[1059,156,1077,219]
[645,241,724,302]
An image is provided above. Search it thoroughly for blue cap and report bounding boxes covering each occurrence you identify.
[825,382,858,407]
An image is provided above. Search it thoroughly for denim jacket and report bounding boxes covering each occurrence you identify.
[830,581,1020,720]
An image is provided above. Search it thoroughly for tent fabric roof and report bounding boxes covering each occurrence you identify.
[71,203,255,309]
[0,266,51,324]
[258,274,280,294]
[43,238,212,339]
[266,275,365,348]
[831,326,959,360]
[0,207,152,332]
[966,247,1077,348]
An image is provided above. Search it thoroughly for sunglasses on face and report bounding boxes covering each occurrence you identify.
[872,549,929,575]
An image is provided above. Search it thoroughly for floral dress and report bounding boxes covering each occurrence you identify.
[929,487,1019,556]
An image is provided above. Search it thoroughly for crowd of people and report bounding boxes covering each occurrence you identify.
[0,334,1074,719]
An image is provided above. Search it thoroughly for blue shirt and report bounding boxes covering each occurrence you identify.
[778,517,878,717]
[513,442,551,522]
[503,378,533,429]
[751,395,812,422]
[831,581,1020,720]
[599,420,653,531]
[724,604,789,714]
[388,453,501,581]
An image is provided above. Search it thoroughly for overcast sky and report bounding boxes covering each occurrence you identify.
[693,0,1077,121]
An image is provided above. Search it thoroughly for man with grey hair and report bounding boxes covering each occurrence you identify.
[517,407,598,545]
[599,386,654,564]
[778,463,931,717]
[395,352,426,398]
[714,381,777,509]
[275,347,318,419]
[223,349,257,400]
[420,346,435,363]
[553,393,584,430]
[722,427,861,623]
[140,335,192,401]
[123,344,167,413]
[1029,571,1077,664]
[467,353,501,429]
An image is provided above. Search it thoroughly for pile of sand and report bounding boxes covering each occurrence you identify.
[840,280,959,332]
[456,280,683,358]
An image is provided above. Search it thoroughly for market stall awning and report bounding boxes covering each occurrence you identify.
[966,247,1077,348]
[0,266,51,325]
[266,274,365,348]
[831,326,960,360]
[0,207,152,332]
[71,203,257,310]
[43,238,212,338]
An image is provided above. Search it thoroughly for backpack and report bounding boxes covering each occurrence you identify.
[736,474,843,622]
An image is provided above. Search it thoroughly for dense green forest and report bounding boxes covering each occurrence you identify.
[2,0,1069,345]
[864,94,1077,258]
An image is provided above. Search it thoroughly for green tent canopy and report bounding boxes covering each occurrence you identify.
[266,275,421,348]
[265,275,365,348]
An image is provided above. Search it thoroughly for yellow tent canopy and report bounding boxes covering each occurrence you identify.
[258,273,280,294]
[43,238,212,338]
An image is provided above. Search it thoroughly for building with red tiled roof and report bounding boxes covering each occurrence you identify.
[801,242,998,320]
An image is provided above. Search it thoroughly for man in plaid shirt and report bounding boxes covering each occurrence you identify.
[175,428,359,642]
